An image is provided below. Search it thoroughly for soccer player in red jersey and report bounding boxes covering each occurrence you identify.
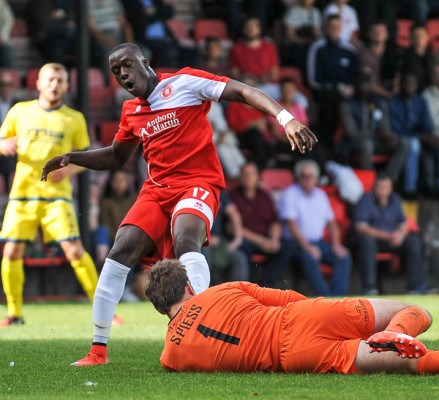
[147,259,439,375]
[41,43,317,366]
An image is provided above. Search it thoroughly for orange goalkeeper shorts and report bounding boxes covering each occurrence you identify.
[278,297,375,374]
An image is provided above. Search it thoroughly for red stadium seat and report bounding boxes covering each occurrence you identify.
[260,168,294,191]
[10,18,28,38]
[279,67,304,87]
[353,169,376,192]
[98,120,119,147]
[279,66,312,98]
[25,68,40,91]
[193,19,229,42]
[89,87,115,124]
[427,19,439,51]
[0,68,22,88]
[69,68,106,93]
[166,18,196,47]
[260,168,295,208]
[376,252,401,273]
[397,19,413,48]
[320,185,350,242]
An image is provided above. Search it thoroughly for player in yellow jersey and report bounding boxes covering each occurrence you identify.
[0,63,98,326]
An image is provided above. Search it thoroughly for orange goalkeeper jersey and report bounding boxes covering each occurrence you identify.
[160,281,307,372]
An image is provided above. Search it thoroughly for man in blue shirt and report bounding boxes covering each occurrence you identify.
[352,173,427,295]
[388,72,435,198]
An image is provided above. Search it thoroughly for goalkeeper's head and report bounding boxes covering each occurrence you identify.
[145,259,193,315]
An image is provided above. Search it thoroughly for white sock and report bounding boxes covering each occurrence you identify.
[92,258,130,343]
[179,252,210,294]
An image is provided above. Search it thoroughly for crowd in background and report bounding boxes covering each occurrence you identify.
[2,0,439,298]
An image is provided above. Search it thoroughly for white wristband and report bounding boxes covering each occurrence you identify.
[276,109,295,127]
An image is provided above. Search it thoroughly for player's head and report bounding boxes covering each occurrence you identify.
[36,63,69,107]
[109,43,157,100]
[145,259,190,314]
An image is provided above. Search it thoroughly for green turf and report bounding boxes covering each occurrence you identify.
[1,296,439,400]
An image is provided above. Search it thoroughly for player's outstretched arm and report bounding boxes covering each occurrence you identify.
[220,79,318,153]
[41,141,139,181]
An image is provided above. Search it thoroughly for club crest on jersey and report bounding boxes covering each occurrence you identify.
[160,84,174,99]
[194,201,204,211]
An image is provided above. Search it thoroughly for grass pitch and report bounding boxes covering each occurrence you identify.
[1,297,439,400]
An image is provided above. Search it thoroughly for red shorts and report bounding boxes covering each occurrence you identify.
[121,183,221,270]
[278,297,375,374]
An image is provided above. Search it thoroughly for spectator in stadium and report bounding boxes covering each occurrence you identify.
[88,0,136,77]
[307,13,359,154]
[358,20,400,99]
[279,159,351,296]
[229,162,295,287]
[0,63,99,326]
[100,169,137,243]
[0,70,18,125]
[282,0,322,74]
[0,0,15,68]
[338,70,408,182]
[208,101,246,180]
[388,72,435,198]
[201,0,283,41]
[202,190,249,284]
[423,63,439,136]
[423,63,439,193]
[122,0,197,68]
[198,36,230,77]
[0,70,20,192]
[100,169,142,302]
[352,173,428,295]
[398,23,435,93]
[225,73,274,170]
[352,0,397,41]
[323,0,361,48]
[267,77,309,169]
[397,0,439,25]
[146,258,439,375]
[41,43,317,366]
[88,180,111,268]
[26,0,76,66]
[229,16,280,86]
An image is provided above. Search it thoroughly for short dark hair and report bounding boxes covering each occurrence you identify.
[145,259,188,313]
[410,22,428,35]
[109,43,145,59]
[375,172,393,185]
[325,13,341,25]
[280,77,298,86]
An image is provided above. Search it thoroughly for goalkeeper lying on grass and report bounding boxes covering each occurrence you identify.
[145,259,438,374]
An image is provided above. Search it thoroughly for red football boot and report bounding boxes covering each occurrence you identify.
[367,331,427,359]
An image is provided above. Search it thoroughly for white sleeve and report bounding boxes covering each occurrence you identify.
[185,74,228,102]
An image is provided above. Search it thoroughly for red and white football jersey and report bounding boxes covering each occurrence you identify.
[115,67,230,189]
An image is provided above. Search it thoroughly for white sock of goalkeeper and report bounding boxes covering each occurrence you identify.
[179,252,210,294]
[92,258,130,344]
